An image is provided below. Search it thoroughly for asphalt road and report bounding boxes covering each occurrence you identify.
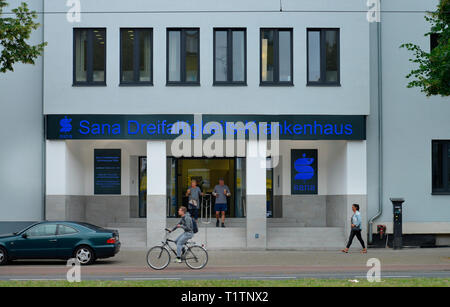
[3,271,450,281]
[1,248,449,281]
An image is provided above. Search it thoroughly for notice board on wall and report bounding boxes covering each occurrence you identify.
[94,149,121,195]
[291,149,318,195]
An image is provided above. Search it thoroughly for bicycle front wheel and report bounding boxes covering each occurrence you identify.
[185,245,208,270]
[147,246,170,270]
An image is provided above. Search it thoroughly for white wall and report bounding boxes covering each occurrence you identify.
[326,141,347,195]
[46,141,67,195]
[346,141,367,195]
[64,140,147,196]
[0,0,44,221]
[278,140,359,196]
[43,0,370,115]
[368,0,450,226]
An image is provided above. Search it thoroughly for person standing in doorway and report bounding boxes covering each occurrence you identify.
[213,178,231,228]
[186,179,202,222]
[342,204,367,254]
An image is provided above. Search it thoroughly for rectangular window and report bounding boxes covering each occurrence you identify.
[73,28,106,85]
[430,33,441,51]
[120,28,153,85]
[260,28,293,85]
[214,28,246,85]
[167,28,200,85]
[307,28,340,86]
[432,140,450,194]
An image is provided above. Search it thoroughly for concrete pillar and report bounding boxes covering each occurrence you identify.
[345,141,368,243]
[45,140,67,220]
[246,140,267,249]
[146,141,167,247]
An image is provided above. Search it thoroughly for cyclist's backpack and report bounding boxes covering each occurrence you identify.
[192,219,199,234]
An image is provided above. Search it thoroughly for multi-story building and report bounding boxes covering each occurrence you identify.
[0,0,448,249]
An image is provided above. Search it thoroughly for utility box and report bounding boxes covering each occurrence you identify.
[390,198,405,250]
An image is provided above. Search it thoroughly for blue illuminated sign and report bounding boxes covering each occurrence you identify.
[291,149,318,195]
[46,115,366,140]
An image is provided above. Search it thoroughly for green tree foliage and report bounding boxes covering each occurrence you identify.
[401,0,450,97]
[0,0,46,73]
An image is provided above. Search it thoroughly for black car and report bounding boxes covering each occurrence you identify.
[0,221,120,265]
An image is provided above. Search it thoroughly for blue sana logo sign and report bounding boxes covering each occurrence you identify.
[294,154,315,180]
[58,116,73,139]
[291,149,318,195]
[60,116,73,133]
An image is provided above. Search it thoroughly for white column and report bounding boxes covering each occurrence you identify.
[146,141,167,247]
[246,140,267,249]
[345,141,368,241]
[45,140,67,220]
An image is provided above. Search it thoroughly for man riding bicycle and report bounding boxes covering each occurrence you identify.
[168,206,194,263]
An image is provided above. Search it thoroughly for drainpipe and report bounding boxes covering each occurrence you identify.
[368,2,383,244]
[41,0,46,221]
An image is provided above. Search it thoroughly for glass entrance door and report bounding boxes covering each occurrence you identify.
[138,156,272,219]
[138,157,147,218]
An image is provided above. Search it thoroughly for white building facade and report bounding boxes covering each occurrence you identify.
[0,0,449,249]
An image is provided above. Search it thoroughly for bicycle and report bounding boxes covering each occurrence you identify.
[146,228,208,270]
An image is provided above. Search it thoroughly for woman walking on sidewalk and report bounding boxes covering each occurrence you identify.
[342,204,367,254]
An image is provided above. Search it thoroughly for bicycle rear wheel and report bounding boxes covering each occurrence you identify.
[184,245,208,270]
[147,246,170,270]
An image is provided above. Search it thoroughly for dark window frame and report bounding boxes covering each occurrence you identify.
[166,28,200,86]
[213,28,247,86]
[259,28,294,86]
[432,140,450,194]
[120,28,153,86]
[306,28,340,87]
[73,28,107,86]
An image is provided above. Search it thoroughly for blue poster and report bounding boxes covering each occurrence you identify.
[94,149,121,195]
[291,149,318,195]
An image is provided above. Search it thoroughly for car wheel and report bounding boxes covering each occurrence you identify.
[74,246,95,265]
[0,247,8,265]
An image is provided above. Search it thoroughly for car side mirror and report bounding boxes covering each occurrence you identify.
[21,233,28,239]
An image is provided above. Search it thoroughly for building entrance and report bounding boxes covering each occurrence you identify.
[139,157,247,218]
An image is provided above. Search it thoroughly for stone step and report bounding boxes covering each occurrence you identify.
[107,218,306,228]
[108,222,307,228]
[113,217,309,223]
[112,226,346,250]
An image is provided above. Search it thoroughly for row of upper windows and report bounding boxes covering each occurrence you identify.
[73,28,340,87]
